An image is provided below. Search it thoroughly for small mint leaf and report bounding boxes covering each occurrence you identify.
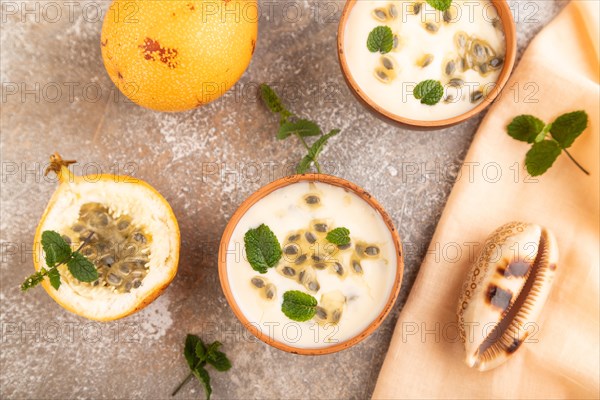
[426,0,452,11]
[184,334,202,369]
[308,129,340,160]
[66,252,98,282]
[550,110,588,148]
[278,119,320,140]
[525,140,561,176]
[507,115,546,143]
[195,340,208,362]
[207,350,232,372]
[326,227,351,246]
[259,84,291,121]
[244,224,282,274]
[413,80,444,105]
[193,366,212,400]
[47,268,61,290]
[281,290,317,322]
[367,26,393,54]
[41,230,72,268]
[296,155,313,174]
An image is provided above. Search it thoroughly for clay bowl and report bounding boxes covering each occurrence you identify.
[337,0,517,129]
[218,174,404,355]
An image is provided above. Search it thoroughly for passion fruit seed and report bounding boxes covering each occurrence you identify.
[489,57,503,69]
[333,262,344,276]
[305,232,317,244]
[471,90,484,103]
[424,22,439,33]
[352,260,363,274]
[449,78,464,88]
[284,244,298,255]
[251,277,265,288]
[443,9,455,23]
[392,35,399,50]
[288,234,300,241]
[315,306,328,320]
[444,95,455,103]
[417,54,434,68]
[265,284,276,300]
[365,246,380,256]
[65,202,150,293]
[295,254,307,264]
[282,266,296,276]
[372,8,389,22]
[455,32,468,50]
[381,55,395,71]
[445,59,456,76]
[314,223,328,233]
[388,4,398,19]
[305,195,320,205]
[374,68,392,84]
[412,2,422,15]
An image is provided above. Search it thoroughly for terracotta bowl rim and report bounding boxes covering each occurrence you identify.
[337,0,518,128]
[218,174,404,355]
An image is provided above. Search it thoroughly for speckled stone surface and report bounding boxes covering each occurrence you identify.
[1,1,567,398]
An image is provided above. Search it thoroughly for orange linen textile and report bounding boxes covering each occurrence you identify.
[373,1,600,399]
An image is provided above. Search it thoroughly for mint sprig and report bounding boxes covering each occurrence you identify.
[414,80,444,105]
[426,0,452,11]
[244,224,282,274]
[21,230,97,291]
[507,111,590,176]
[281,290,318,322]
[173,334,232,399]
[259,84,342,174]
[367,26,394,54]
[326,227,351,246]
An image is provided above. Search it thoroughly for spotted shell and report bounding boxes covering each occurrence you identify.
[457,222,558,371]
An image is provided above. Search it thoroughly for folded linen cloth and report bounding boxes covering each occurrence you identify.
[373,1,600,398]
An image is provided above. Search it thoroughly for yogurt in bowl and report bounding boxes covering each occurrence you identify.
[338,0,516,127]
[218,175,403,354]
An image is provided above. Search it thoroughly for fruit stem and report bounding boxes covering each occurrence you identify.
[563,149,590,175]
[171,372,194,396]
[45,152,77,183]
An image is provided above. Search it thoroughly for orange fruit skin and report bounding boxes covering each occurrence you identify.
[34,172,180,321]
[101,0,258,112]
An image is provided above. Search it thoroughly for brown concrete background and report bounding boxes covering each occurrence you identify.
[1,1,567,398]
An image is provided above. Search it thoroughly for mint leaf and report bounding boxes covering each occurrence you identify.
[41,230,72,268]
[244,224,282,274]
[66,252,98,282]
[193,366,212,400]
[281,290,317,322]
[184,334,202,369]
[308,129,340,160]
[426,0,452,11]
[413,80,444,105]
[507,115,545,143]
[259,84,291,121]
[326,227,351,246]
[550,110,588,148]
[47,268,61,290]
[525,140,561,176]
[206,342,232,372]
[367,26,393,54]
[296,155,313,174]
[195,340,208,362]
[278,119,320,140]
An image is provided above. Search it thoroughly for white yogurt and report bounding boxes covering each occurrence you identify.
[225,181,398,349]
[343,0,506,121]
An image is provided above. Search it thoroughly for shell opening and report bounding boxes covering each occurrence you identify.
[471,229,555,370]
